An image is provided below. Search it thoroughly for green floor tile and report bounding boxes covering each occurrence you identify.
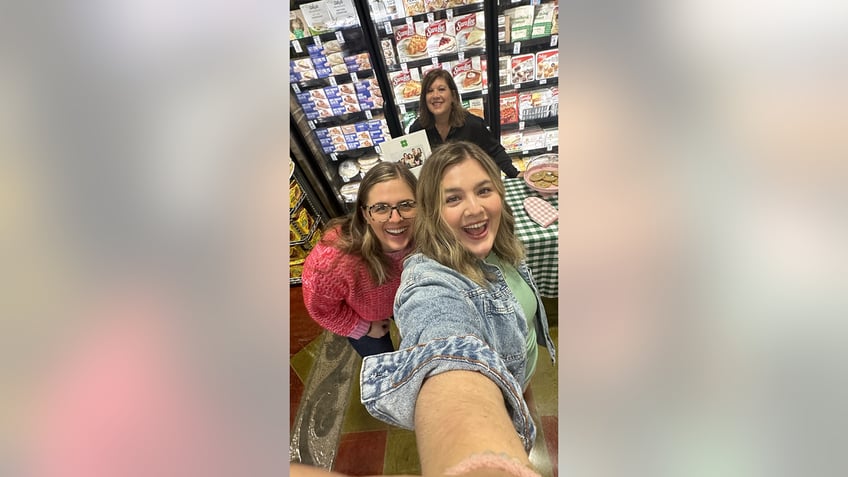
[290,333,325,383]
[342,359,392,433]
[384,428,421,475]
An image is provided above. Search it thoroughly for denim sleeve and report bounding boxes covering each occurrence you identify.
[359,273,536,451]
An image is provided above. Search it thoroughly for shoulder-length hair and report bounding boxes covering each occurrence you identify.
[417,68,468,130]
[322,161,418,285]
[414,141,525,286]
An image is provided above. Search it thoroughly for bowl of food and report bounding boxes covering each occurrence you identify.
[523,154,559,196]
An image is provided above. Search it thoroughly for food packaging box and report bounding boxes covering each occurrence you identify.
[535,49,559,80]
[325,51,346,67]
[311,55,329,69]
[292,70,318,82]
[292,207,315,237]
[455,12,485,51]
[325,0,359,29]
[290,10,312,40]
[381,38,397,66]
[424,0,447,12]
[300,2,334,35]
[551,5,559,35]
[318,137,335,147]
[531,3,556,38]
[291,58,315,72]
[315,66,333,78]
[344,53,372,72]
[336,83,355,96]
[289,180,303,210]
[324,85,341,98]
[403,0,425,16]
[452,57,483,93]
[499,55,511,86]
[394,22,428,63]
[505,6,535,42]
[518,89,553,121]
[330,63,348,76]
[323,40,342,54]
[354,122,370,132]
[500,92,519,124]
[510,53,535,84]
[520,126,546,151]
[498,14,509,44]
[425,19,457,57]
[314,128,330,139]
[420,62,444,78]
[367,119,384,131]
[481,57,487,89]
[389,68,422,103]
[295,90,313,102]
[316,106,335,119]
[501,131,522,153]
[309,88,328,100]
[544,128,559,149]
[400,111,418,134]
[307,44,324,56]
[464,97,485,119]
[304,109,320,120]
[339,95,361,113]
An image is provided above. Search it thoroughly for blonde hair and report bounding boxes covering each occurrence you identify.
[417,69,468,129]
[414,142,525,286]
[323,162,417,285]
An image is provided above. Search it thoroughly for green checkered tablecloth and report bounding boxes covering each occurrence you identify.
[503,178,558,297]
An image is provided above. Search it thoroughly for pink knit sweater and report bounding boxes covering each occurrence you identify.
[301,227,411,339]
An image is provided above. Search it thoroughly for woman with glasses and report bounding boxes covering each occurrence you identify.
[360,142,555,476]
[302,162,418,357]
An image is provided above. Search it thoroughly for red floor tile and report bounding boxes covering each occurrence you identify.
[290,285,324,355]
[333,430,387,476]
[290,366,304,428]
[541,416,558,477]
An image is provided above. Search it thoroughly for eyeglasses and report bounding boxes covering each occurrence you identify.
[364,200,417,222]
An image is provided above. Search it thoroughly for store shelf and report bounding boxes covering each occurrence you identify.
[498,35,558,54]
[501,76,558,91]
[506,145,558,157]
[291,215,323,247]
[309,108,386,128]
[375,3,485,30]
[290,277,303,286]
[292,68,378,91]
[290,189,307,215]
[501,115,558,131]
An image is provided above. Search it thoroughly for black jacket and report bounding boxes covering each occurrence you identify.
[409,113,519,178]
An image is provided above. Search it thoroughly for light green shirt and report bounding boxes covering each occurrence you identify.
[486,253,538,387]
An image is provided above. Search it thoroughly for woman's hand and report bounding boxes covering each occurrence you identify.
[366,319,390,338]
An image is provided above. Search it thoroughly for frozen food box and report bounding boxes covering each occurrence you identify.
[455,12,486,51]
[520,126,546,151]
[551,5,559,35]
[394,22,428,64]
[299,2,334,35]
[500,92,519,124]
[325,0,359,29]
[322,40,343,54]
[425,19,457,57]
[545,128,559,149]
[324,85,341,98]
[505,5,534,42]
[295,91,313,104]
[531,3,556,38]
[535,49,559,80]
[381,38,397,66]
[307,44,324,56]
[510,53,535,84]
[464,97,485,119]
[315,66,333,78]
[389,68,422,104]
[337,82,356,96]
[314,128,330,139]
[291,57,315,72]
[501,131,522,153]
[499,55,511,86]
[452,57,483,93]
[344,53,372,72]
[403,0,425,16]
[290,9,311,40]
[326,51,346,67]
[420,62,445,78]
[424,0,448,12]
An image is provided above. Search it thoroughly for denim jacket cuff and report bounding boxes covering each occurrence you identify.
[360,334,536,451]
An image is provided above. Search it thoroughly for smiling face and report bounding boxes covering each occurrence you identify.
[440,158,502,258]
[425,77,453,120]
[363,178,416,252]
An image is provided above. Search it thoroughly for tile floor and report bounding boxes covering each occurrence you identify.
[290,286,558,476]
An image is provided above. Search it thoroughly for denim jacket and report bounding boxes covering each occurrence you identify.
[360,253,556,451]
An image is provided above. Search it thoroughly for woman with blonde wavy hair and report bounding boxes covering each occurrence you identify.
[302,162,417,357]
[359,141,556,476]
